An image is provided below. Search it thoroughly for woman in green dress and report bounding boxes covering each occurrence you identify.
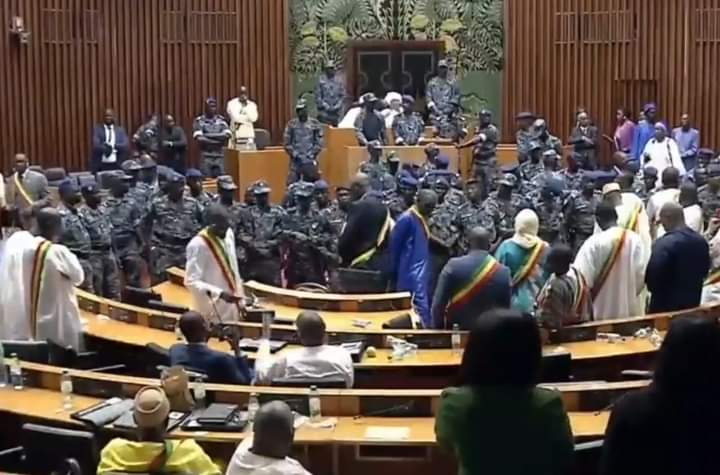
[495,209,550,313]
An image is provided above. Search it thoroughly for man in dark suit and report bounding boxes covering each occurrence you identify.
[645,202,710,313]
[431,226,512,329]
[90,108,129,173]
[169,311,253,384]
[158,114,188,174]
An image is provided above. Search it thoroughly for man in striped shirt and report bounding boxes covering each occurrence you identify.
[431,227,512,329]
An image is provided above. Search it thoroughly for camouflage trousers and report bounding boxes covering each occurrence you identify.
[77,258,95,294]
[199,153,225,178]
[471,158,498,196]
[151,244,187,283]
[89,251,122,300]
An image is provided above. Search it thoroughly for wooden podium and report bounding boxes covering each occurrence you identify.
[224,147,288,203]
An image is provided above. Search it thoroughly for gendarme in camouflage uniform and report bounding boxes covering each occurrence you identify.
[283,99,324,184]
[79,183,121,300]
[57,181,94,293]
[192,97,231,177]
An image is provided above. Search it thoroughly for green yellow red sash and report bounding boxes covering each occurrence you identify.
[704,269,720,286]
[571,267,589,315]
[511,241,546,286]
[29,240,52,338]
[198,228,237,293]
[446,256,502,317]
[13,173,32,207]
[591,228,627,299]
[351,212,393,268]
[409,206,430,238]
[623,203,642,233]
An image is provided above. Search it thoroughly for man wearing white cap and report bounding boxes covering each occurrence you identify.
[574,201,647,320]
[98,386,220,474]
[642,122,685,182]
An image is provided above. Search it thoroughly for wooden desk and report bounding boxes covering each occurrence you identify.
[153,281,410,333]
[224,147,288,203]
[0,387,610,442]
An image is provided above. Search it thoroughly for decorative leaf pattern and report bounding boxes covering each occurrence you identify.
[289,0,503,77]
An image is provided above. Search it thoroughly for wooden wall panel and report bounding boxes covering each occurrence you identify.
[0,0,290,173]
[503,0,720,156]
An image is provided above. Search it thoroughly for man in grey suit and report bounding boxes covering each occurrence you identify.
[5,153,50,212]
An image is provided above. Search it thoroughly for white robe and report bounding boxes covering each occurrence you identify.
[573,226,647,320]
[226,98,258,140]
[1,236,84,349]
[646,188,681,238]
[185,228,244,323]
[642,138,685,184]
[703,227,720,304]
[338,106,362,128]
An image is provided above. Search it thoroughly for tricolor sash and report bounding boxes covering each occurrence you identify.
[198,228,237,293]
[13,172,33,208]
[511,241,546,286]
[446,256,502,320]
[623,203,642,233]
[29,240,52,338]
[351,212,393,268]
[571,267,589,315]
[408,206,430,238]
[591,228,627,299]
[704,268,720,287]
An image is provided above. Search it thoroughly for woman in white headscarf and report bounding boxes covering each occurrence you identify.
[495,209,550,313]
[642,122,685,184]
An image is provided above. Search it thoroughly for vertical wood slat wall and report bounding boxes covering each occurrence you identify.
[503,0,720,153]
[0,0,290,173]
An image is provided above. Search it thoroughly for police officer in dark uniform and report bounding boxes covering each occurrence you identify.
[314,61,346,126]
[694,148,716,188]
[531,118,563,158]
[458,109,499,191]
[358,140,395,192]
[132,114,160,156]
[565,177,599,254]
[392,95,425,146]
[561,153,585,192]
[520,142,545,184]
[147,173,203,282]
[281,182,336,288]
[532,180,565,245]
[215,175,250,271]
[104,173,146,288]
[283,99,324,184]
[79,183,121,299]
[192,97,232,177]
[433,100,466,143]
[700,172,720,226]
[515,111,537,162]
[454,177,496,254]
[322,185,352,236]
[428,184,461,296]
[637,166,658,205]
[241,181,285,286]
[282,162,321,209]
[314,179,332,213]
[354,93,387,146]
[483,173,528,243]
[186,168,214,213]
[57,180,94,292]
[526,150,562,197]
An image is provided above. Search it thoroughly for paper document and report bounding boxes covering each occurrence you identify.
[364,426,410,440]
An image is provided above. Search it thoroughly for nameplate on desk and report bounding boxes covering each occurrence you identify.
[148,314,178,331]
[78,298,101,314]
[364,426,410,441]
[108,306,138,324]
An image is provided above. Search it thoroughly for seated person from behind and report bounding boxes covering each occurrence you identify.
[536,244,593,330]
[226,400,311,475]
[255,311,354,388]
[169,311,253,384]
[98,386,221,475]
[435,309,574,475]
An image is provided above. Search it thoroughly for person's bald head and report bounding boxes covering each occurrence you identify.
[296,311,326,346]
[661,167,680,189]
[350,173,370,201]
[251,401,295,459]
[468,227,491,251]
[204,203,231,239]
[415,189,438,218]
[659,201,685,232]
[616,172,634,192]
[34,207,62,242]
[178,311,209,343]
